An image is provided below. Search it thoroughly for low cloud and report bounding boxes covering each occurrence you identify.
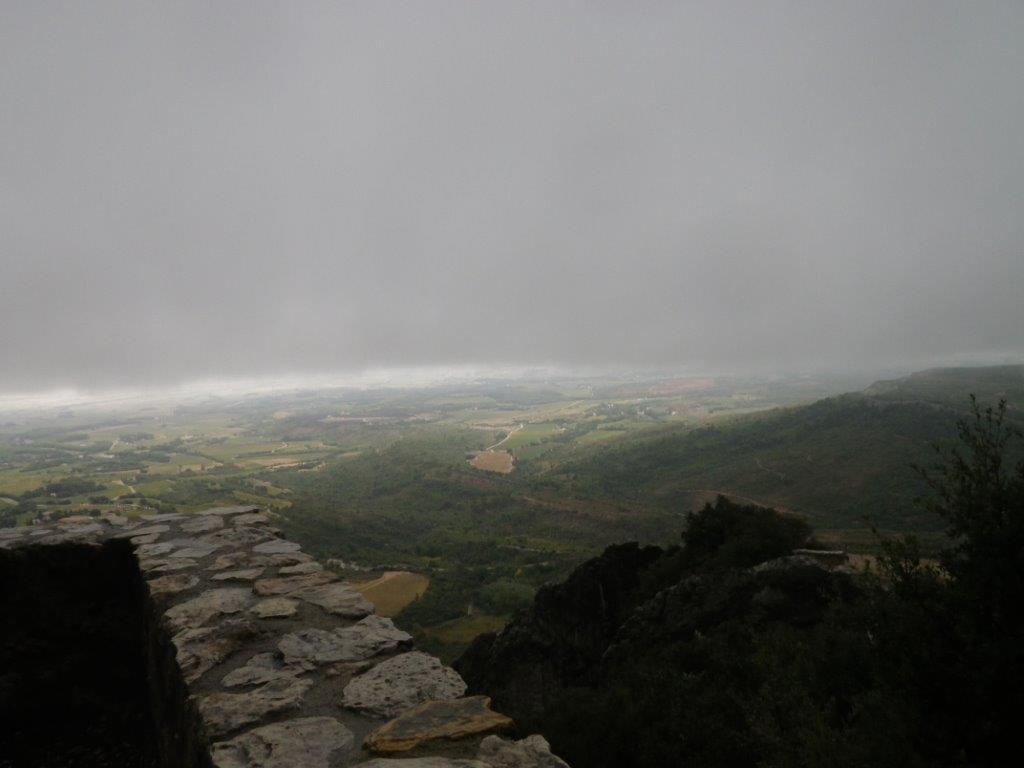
[2,2,1022,389]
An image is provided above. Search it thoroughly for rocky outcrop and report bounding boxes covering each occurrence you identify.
[1,507,569,767]
[454,501,855,768]
[454,542,664,725]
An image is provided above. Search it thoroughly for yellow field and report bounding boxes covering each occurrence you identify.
[469,450,515,474]
[352,571,430,617]
[421,613,508,645]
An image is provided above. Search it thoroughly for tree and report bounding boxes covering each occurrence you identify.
[914,397,1024,763]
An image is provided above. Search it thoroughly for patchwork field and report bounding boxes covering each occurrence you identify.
[4,366,977,657]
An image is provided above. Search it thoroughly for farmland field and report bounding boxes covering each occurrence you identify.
[3,366,1004,656]
[353,571,430,616]
[469,450,515,474]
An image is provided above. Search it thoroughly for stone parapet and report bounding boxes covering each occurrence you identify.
[0,507,569,767]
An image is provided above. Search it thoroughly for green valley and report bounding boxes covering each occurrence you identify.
[1,365,1020,659]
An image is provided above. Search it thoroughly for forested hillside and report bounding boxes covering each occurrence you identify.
[548,367,1023,542]
[459,398,1024,767]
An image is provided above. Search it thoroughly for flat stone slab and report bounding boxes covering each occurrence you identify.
[181,516,226,534]
[251,551,314,567]
[250,598,299,619]
[342,652,467,718]
[165,588,255,632]
[279,561,323,575]
[149,573,200,596]
[54,517,96,528]
[279,616,411,666]
[201,506,260,517]
[169,540,223,559]
[477,735,571,767]
[254,571,337,597]
[204,527,275,548]
[366,696,514,753]
[207,551,315,572]
[355,759,486,767]
[174,619,258,684]
[296,582,373,618]
[138,542,176,558]
[213,567,265,582]
[354,736,569,767]
[146,558,200,573]
[99,512,129,525]
[232,512,272,526]
[113,524,170,539]
[253,539,302,555]
[223,652,308,688]
[210,552,250,571]
[211,716,354,768]
[198,677,314,737]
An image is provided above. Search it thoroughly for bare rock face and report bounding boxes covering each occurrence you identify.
[165,588,255,633]
[250,598,299,619]
[197,677,314,737]
[210,716,355,768]
[365,696,514,753]
[476,735,571,768]
[279,615,412,666]
[342,652,467,718]
[296,582,373,618]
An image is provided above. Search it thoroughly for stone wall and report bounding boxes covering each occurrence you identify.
[0,539,157,767]
[0,507,569,768]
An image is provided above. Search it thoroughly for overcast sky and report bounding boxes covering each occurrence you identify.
[1,1,1022,390]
